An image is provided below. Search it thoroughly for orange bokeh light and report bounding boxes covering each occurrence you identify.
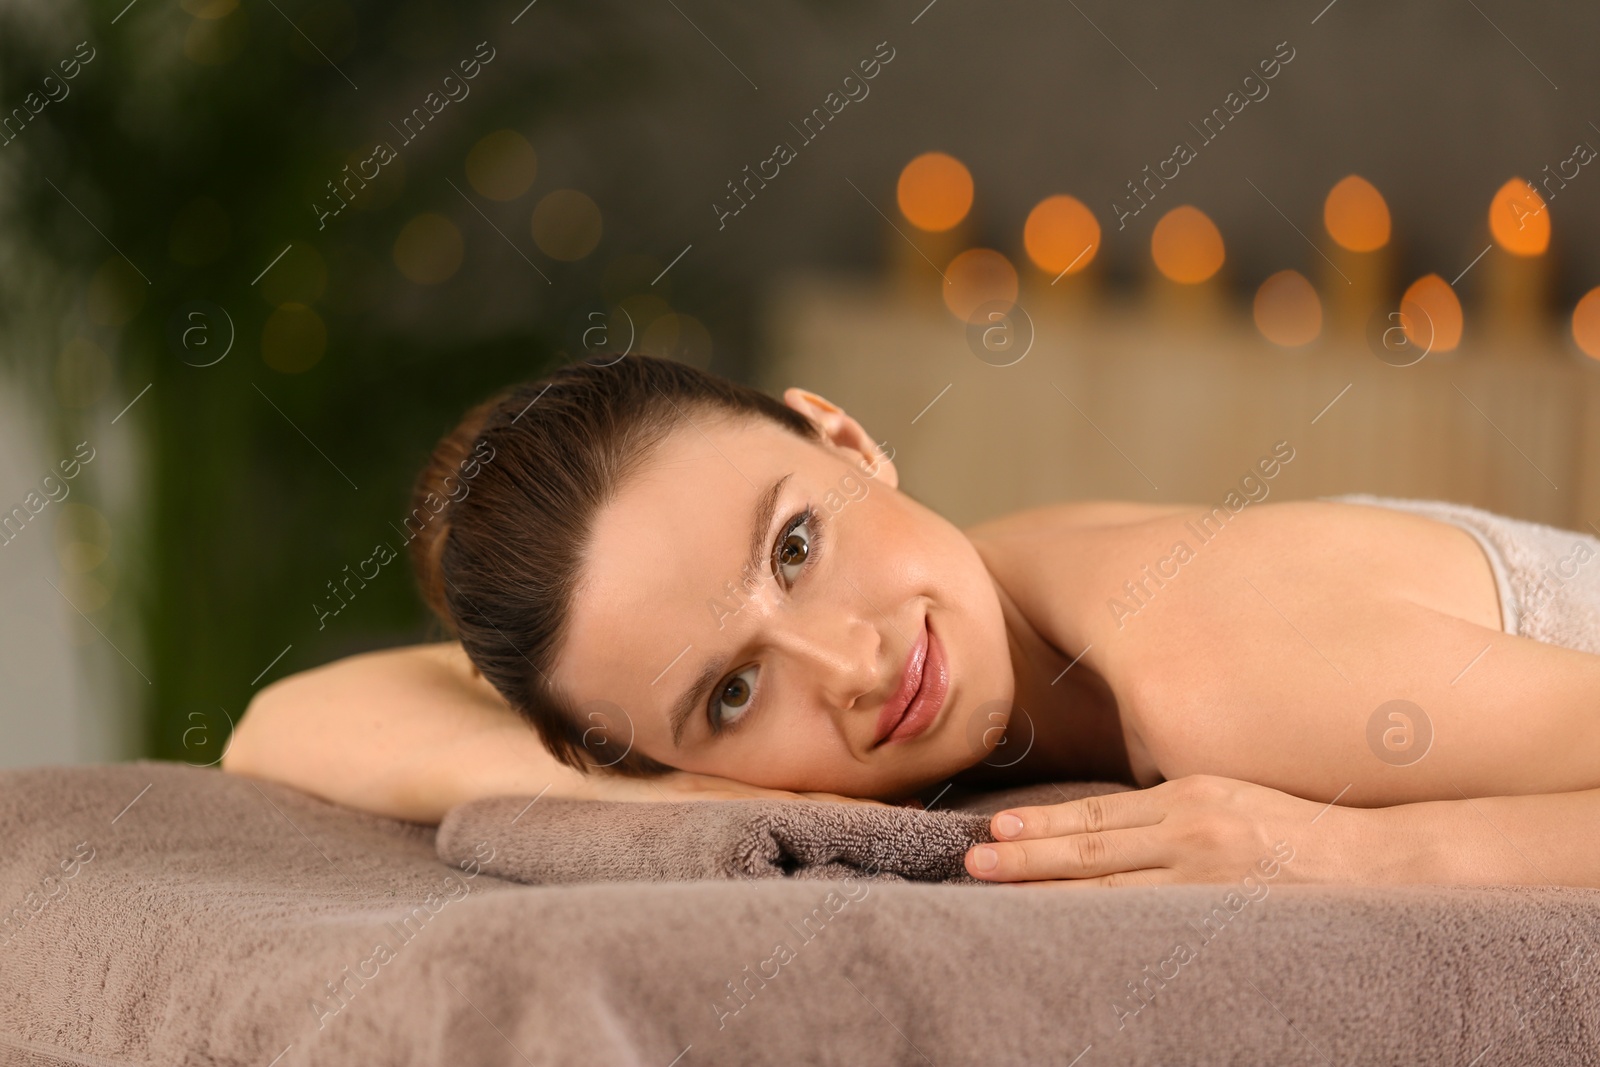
[942,248,1018,323]
[1023,195,1100,276]
[1398,274,1463,353]
[1572,287,1600,361]
[1253,270,1322,346]
[897,152,974,232]
[1151,206,1225,284]
[1488,178,1550,256]
[1323,175,1391,252]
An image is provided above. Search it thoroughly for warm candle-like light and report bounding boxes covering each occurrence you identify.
[1482,178,1551,347]
[942,248,1017,323]
[1323,175,1390,252]
[1023,195,1100,277]
[1253,269,1322,346]
[1398,274,1463,352]
[1488,178,1550,256]
[1320,175,1391,340]
[1151,206,1224,284]
[1573,287,1600,361]
[897,152,973,232]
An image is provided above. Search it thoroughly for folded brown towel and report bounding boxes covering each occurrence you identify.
[435,780,1133,885]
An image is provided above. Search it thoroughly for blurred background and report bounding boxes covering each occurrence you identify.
[1,0,1597,769]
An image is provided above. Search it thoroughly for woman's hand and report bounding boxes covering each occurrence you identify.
[576,769,899,808]
[963,774,1367,887]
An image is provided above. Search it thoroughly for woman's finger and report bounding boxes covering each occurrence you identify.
[999,868,1176,889]
[965,826,1169,882]
[989,785,1170,842]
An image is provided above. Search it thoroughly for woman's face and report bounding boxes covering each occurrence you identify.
[551,388,1016,798]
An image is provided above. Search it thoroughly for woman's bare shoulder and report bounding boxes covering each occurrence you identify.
[962,499,1196,541]
[963,493,1506,631]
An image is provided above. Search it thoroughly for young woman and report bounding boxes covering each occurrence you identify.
[223,355,1600,888]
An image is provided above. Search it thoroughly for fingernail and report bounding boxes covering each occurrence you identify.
[995,814,1024,838]
[971,845,998,872]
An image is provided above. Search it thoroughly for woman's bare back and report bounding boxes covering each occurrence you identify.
[967,498,1600,806]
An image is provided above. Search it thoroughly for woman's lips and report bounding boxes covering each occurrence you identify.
[872,616,949,747]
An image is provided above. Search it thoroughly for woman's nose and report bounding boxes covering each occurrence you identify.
[775,612,881,710]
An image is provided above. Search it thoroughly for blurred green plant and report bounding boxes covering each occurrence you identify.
[0,0,668,762]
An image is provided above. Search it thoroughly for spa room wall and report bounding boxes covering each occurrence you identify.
[0,0,1595,765]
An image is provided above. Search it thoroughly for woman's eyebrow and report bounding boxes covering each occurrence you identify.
[669,657,726,748]
[666,471,793,747]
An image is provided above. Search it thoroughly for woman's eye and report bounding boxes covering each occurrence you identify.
[706,510,817,737]
[774,515,812,584]
[712,666,759,731]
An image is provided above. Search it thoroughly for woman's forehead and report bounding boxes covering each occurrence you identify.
[557,418,814,693]
[605,417,808,534]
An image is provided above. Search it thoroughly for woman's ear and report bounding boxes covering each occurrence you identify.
[782,387,898,489]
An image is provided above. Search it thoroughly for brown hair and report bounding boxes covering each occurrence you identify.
[408,354,822,777]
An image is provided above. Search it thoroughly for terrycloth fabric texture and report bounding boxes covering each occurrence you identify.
[3,763,1600,1066]
[434,780,1124,886]
[1324,494,1600,651]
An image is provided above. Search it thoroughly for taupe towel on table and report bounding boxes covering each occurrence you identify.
[6,763,1600,1067]
[437,781,1129,885]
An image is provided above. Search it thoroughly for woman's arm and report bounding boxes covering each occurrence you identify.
[223,642,590,823]
[1380,784,1600,887]
[1119,572,1600,807]
[223,641,890,823]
